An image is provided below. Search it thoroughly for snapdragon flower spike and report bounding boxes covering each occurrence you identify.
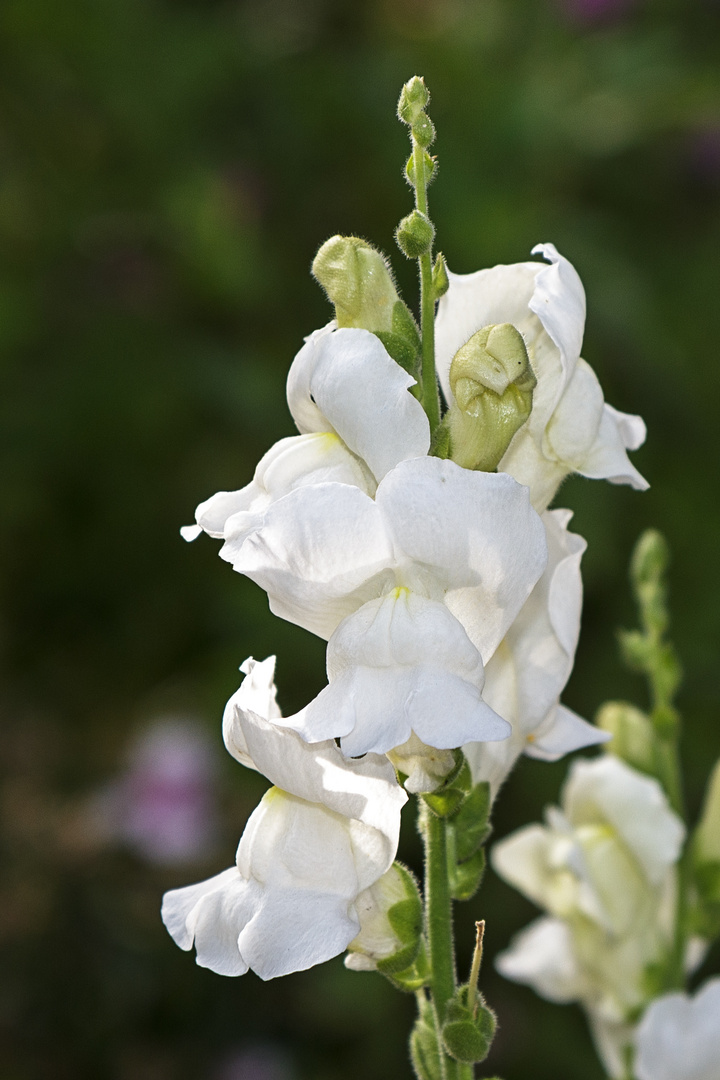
[182,324,430,543]
[464,509,610,797]
[162,658,406,980]
[435,243,648,511]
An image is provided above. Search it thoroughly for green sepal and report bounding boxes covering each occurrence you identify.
[441,985,497,1064]
[412,112,436,149]
[429,417,452,459]
[373,864,424,976]
[406,150,437,187]
[449,846,486,902]
[383,939,431,992]
[410,995,444,1080]
[451,780,491,862]
[373,300,421,378]
[432,252,449,299]
[422,753,470,818]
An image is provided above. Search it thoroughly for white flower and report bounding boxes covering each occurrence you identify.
[162,658,406,980]
[493,756,685,1027]
[435,243,648,511]
[464,509,609,797]
[231,457,546,755]
[635,978,720,1080]
[182,325,430,543]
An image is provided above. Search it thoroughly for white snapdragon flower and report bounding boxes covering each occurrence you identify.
[492,756,685,1076]
[464,509,610,797]
[162,657,406,980]
[232,456,546,755]
[182,325,430,543]
[435,244,648,511]
[634,979,720,1080]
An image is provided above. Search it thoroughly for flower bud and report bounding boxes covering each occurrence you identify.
[447,323,536,472]
[398,76,430,125]
[311,235,399,333]
[441,985,496,1064]
[596,700,656,775]
[345,863,423,976]
[694,758,720,866]
[410,994,444,1080]
[406,150,437,187]
[395,210,435,259]
[412,112,436,149]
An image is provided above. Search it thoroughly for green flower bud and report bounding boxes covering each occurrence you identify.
[405,150,437,187]
[432,252,449,299]
[441,985,497,1064]
[395,210,435,259]
[695,758,720,867]
[398,76,430,125]
[311,235,399,333]
[447,323,536,472]
[412,111,436,149]
[597,700,656,774]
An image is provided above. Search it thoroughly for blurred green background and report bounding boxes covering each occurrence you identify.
[2,0,720,1077]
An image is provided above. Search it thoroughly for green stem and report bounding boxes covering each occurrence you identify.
[412,139,440,433]
[424,808,460,1079]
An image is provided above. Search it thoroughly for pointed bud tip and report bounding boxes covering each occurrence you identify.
[398,76,430,125]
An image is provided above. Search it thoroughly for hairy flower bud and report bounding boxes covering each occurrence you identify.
[396,210,435,259]
[596,700,656,775]
[398,76,430,125]
[447,323,536,472]
[312,235,400,333]
[432,252,449,299]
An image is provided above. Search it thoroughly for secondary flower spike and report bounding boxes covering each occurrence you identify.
[435,243,648,510]
[162,658,406,980]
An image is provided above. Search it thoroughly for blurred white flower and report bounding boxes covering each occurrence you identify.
[435,243,648,511]
[634,978,720,1080]
[493,755,685,1076]
[162,658,406,979]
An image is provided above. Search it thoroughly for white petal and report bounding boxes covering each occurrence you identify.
[484,509,584,736]
[224,679,406,840]
[287,590,509,755]
[578,405,649,490]
[161,867,254,976]
[230,481,395,639]
[562,756,685,885]
[635,978,720,1080]
[210,434,376,564]
[286,326,430,481]
[180,524,202,542]
[525,704,611,761]
[491,824,555,911]
[495,916,587,1003]
[529,243,586,394]
[376,457,548,659]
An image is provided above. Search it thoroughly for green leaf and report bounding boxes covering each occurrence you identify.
[449,847,486,902]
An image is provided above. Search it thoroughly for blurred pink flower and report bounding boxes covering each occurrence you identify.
[93,718,219,864]
[215,1043,296,1080]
